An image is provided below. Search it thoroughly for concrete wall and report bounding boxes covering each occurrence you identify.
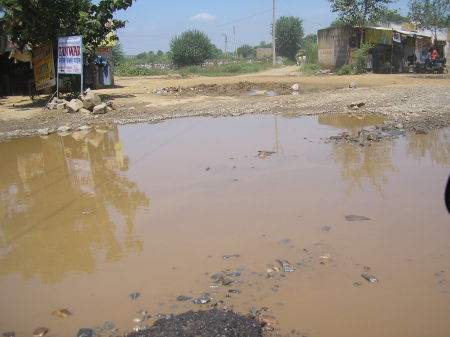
[318,26,356,70]
[256,48,272,59]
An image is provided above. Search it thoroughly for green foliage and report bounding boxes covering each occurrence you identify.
[300,63,319,74]
[170,29,214,66]
[303,34,318,64]
[237,45,256,58]
[329,18,349,27]
[353,42,374,74]
[136,52,148,59]
[328,0,396,26]
[337,64,353,75]
[210,45,224,59]
[0,0,134,54]
[179,62,273,77]
[256,41,272,48]
[275,16,304,61]
[408,0,450,40]
[112,43,124,66]
[114,61,168,77]
[376,10,409,23]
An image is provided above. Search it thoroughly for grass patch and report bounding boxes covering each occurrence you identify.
[116,60,273,77]
[179,62,274,77]
[300,63,319,74]
[115,62,171,77]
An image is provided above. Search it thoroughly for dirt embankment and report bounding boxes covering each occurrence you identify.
[0,69,449,141]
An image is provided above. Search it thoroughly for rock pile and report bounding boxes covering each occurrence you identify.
[46,91,114,115]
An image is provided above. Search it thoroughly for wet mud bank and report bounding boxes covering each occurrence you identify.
[0,84,449,142]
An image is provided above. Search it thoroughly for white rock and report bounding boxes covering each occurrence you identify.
[67,99,84,113]
[82,92,102,110]
[38,128,50,135]
[57,126,71,133]
[290,83,300,91]
[93,103,108,114]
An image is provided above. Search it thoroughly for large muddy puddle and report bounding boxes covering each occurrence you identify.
[1,114,449,337]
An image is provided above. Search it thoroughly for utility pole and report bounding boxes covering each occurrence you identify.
[223,33,228,56]
[233,26,237,55]
[272,0,276,66]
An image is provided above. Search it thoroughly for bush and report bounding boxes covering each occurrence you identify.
[353,42,374,74]
[237,45,256,58]
[300,63,319,74]
[170,30,214,66]
[337,64,353,75]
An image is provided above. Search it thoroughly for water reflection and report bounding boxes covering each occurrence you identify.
[0,127,149,283]
[318,114,384,133]
[406,129,450,166]
[329,142,397,196]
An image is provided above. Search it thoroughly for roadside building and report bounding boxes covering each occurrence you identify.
[318,24,448,73]
[0,25,115,96]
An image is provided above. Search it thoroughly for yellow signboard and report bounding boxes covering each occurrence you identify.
[364,28,393,45]
[33,42,56,91]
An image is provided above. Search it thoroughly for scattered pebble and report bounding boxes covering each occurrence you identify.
[129,292,141,300]
[33,328,49,337]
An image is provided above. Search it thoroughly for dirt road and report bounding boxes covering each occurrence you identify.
[0,67,449,140]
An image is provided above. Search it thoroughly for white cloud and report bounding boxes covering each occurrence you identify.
[190,13,216,22]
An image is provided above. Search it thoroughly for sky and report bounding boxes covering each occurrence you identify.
[115,0,410,55]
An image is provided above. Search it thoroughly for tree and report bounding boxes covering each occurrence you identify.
[302,34,318,64]
[275,16,304,61]
[328,0,397,26]
[156,50,164,56]
[170,30,214,66]
[377,10,409,23]
[256,41,272,48]
[237,45,256,58]
[0,0,134,53]
[136,52,148,59]
[408,0,450,41]
[112,43,124,66]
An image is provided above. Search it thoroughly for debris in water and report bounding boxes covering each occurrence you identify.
[320,255,330,265]
[133,317,143,323]
[345,215,371,222]
[278,238,291,245]
[51,309,71,318]
[81,211,93,215]
[102,321,115,330]
[138,310,148,316]
[221,279,234,286]
[211,274,224,282]
[205,167,211,171]
[276,259,295,272]
[222,254,240,259]
[3,332,15,337]
[353,282,363,287]
[321,226,332,232]
[176,296,192,302]
[129,292,141,300]
[361,273,379,283]
[228,289,241,294]
[193,297,211,304]
[33,328,49,337]
[226,272,241,277]
[260,314,278,328]
[257,151,275,159]
[77,329,95,337]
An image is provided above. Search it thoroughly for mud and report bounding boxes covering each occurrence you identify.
[0,72,449,143]
[152,81,297,96]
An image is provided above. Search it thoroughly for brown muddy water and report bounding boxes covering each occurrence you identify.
[0,114,449,337]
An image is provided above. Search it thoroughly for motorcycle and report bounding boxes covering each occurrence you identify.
[415,57,447,74]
